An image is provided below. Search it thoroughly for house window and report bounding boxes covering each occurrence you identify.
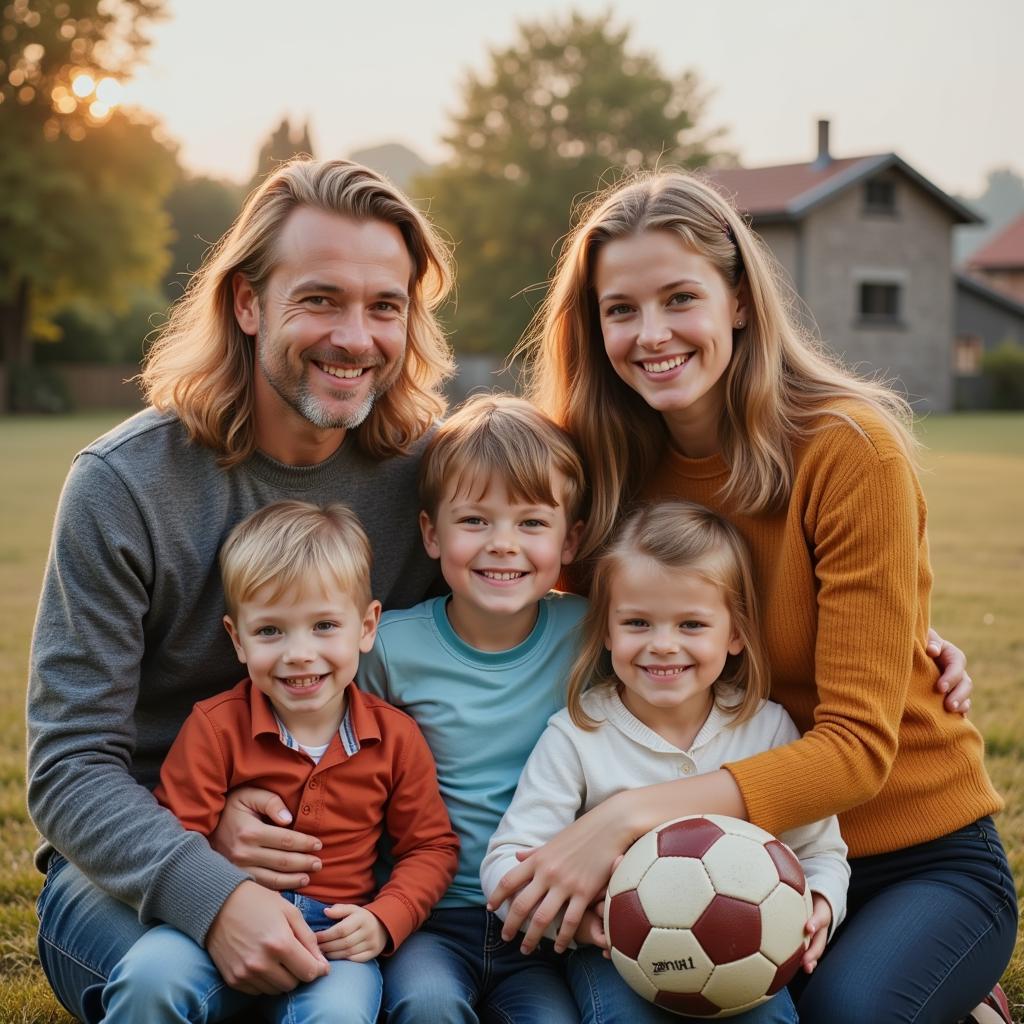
[864,179,897,215]
[858,282,902,324]
[954,334,983,375]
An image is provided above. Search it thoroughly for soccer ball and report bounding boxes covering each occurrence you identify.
[604,814,812,1018]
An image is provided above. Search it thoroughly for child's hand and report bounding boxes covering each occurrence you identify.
[317,904,387,962]
[573,906,608,952]
[801,893,833,973]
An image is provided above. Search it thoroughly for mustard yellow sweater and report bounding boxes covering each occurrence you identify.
[644,403,1002,858]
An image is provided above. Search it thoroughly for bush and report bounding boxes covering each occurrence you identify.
[981,341,1024,409]
[9,365,71,413]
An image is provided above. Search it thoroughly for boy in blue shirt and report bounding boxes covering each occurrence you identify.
[357,393,587,1023]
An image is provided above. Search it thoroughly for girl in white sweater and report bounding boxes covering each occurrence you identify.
[481,501,849,1024]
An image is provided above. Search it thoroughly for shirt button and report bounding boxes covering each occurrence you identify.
[302,805,311,815]
[680,763,694,775]
[309,779,319,789]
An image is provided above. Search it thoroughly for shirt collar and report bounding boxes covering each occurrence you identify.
[248,681,381,756]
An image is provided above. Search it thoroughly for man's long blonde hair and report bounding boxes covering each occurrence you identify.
[142,159,455,466]
[522,169,916,559]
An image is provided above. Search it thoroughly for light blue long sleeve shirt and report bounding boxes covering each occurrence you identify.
[357,591,586,907]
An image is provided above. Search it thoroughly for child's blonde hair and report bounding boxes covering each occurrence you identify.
[419,393,586,523]
[566,501,769,730]
[220,500,372,615]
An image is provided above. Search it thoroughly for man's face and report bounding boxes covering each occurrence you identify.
[235,207,414,435]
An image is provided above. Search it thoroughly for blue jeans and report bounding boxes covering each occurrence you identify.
[36,855,381,1024]
[566,946,797,1024]
[36,853,150,1023]
[794,816,1018,1024]
[101,891,381,1023]
[380,906,579,1023]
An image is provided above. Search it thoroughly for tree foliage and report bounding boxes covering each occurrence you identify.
[163,174,243,299]
[415,11,725,356]
[0,0,176,407]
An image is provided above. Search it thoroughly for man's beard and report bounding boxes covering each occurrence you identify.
[257,323,402,430]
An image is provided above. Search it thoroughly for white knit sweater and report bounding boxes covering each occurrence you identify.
[481,686,849,939]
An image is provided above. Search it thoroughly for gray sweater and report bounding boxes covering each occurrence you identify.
[26,408,440,945]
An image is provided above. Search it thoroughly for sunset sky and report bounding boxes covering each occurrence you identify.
[120,0,1022,198]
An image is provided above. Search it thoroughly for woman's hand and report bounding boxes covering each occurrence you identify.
[209,787,323,890]
[927,629,972,716]
[487,793,635,955]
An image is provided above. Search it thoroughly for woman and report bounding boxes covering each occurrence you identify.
[489,170,1016,1023]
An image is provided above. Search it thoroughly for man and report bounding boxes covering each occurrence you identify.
[27,159,454,1022]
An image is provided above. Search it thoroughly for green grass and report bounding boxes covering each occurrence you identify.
[0,411,1021,1022]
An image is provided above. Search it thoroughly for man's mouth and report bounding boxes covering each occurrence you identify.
[640,353,693,374]
[314,361,370,379]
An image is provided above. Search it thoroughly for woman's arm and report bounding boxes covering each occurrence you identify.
[489,767,747,952]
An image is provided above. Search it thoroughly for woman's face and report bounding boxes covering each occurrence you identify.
[594,229,745,455]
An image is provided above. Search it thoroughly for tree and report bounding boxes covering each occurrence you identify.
[0,0,176,408]
[415,11,726,356]
[163,174,243,300]
[249,116,315,191]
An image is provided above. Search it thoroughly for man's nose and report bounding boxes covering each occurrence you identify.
[329,309,373,355]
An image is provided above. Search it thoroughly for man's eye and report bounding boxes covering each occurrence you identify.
[305,295,329,306]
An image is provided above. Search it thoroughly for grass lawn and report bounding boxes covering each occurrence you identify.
[0,411,1021,1022]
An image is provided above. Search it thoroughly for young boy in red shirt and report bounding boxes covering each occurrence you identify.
[100,500,458,1024]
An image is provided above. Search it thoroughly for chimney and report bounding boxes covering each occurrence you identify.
[813,119,831,170]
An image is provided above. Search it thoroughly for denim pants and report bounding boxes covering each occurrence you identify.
[36,855,381,1024]
[793,816,1018,1024]
[565,945,797,1024]
[380,905,579,1023]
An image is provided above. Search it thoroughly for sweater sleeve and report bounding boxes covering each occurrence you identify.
[364,715,459,953]
[26,454,248,944]
[480,721,587,932]
[758,707,850,938]
[725,428,922,836]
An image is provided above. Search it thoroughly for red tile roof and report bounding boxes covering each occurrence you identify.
[968,213,1024,269]
[706,157,875,216]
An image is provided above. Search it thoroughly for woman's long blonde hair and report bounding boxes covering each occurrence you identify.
[522,169,916,559]
[142,159,455,466]
[566,501,769,730]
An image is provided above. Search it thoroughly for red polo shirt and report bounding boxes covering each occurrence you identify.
[155,680,458,950]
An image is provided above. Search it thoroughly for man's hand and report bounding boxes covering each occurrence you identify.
[801,893,833,974]
[317,904,388,963]
[927,629,972,715]
[206,881,329,994]
[210,786,323,890]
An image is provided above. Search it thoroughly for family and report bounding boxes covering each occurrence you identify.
[27,158,1017,1023]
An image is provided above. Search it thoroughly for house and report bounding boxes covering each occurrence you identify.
[706,122,982,412]
[953,272,1024,408]
[966,212,1024,304]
